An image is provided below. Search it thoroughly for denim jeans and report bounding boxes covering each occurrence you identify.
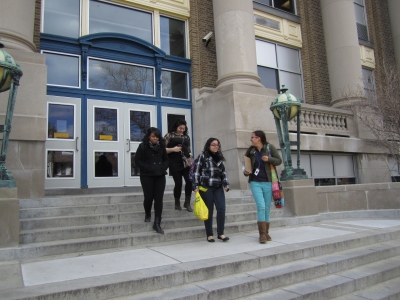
[250,181,272,222]
[199,186,226,237]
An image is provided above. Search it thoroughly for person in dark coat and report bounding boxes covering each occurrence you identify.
[95,154,113,177]
[164,119,193,212]
[135,127,169,234]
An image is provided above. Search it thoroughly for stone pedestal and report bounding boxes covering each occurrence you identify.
[281,179,318,216]
[0,188,19,248]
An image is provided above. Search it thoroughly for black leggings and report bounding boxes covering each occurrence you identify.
[140,175,166,218]
[171,168,192,199]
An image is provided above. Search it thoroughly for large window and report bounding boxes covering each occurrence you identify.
[88,58,154,96]
[354,0,369,41]
[389,157,400,182]
[160,16,186,57]
[292,153,356,186]
[362,67,375,98]
[255,0,296,14]
[43,51,80,88]
[42,0,80,38]
[256,40,304,101]
[89,0,153,44]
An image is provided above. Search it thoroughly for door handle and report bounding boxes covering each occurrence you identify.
[127,139,130,152]
[76,137,79,151]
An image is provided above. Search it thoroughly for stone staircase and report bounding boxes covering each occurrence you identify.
[1,190,400,299]
[2,189,289,261]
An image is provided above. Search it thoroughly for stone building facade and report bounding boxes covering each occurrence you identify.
[0,0,400,200]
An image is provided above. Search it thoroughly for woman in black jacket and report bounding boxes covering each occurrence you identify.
[135,127,169,234]
[164,119,193,212]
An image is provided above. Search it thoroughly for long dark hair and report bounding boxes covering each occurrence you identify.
[142,127,165,147]
[169,119,188,135]
[203,137,225,161]
[253,130,268,145]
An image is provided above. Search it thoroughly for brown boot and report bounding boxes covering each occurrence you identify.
[257,221,267,243]
[266,222,272,241]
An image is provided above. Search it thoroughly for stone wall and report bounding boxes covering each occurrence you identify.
[316,182,400,213]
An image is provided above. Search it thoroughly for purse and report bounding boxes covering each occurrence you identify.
[268,144,284,208]
[181,136,193,168]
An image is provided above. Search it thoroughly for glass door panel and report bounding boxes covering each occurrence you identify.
[45,96,81,189]
[124,103,156,186]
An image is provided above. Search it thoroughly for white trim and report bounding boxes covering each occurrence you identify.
[92,104,120,143]
[92,150,121,179]
[41,50,81,88]
[45,149,76,180]
[46,101,77,141]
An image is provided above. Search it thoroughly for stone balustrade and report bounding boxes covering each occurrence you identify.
[288,104,357,137]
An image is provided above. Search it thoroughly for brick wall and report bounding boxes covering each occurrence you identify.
[365,0,397,92]
[33,0,41,52]
[297,0,332,106]
[189,0,218,89]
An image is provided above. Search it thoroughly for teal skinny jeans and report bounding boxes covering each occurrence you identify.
[250,181,272,222]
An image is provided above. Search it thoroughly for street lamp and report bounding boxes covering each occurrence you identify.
[0,43,23,187]
[270,85,308,181]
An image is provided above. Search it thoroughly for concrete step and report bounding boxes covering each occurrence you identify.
[19,192,255,209]
[2,227,400,300]
[19,211,259,243]
[19,201,259,219]
[20,211,257,233]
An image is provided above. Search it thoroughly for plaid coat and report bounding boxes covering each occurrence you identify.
[192,153,229,191]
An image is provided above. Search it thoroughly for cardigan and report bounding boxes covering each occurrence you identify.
[245,143,282,182]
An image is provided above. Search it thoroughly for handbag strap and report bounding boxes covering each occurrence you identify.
[267,144,280,182]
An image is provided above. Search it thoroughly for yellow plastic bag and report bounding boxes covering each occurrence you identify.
[194,191,208,221]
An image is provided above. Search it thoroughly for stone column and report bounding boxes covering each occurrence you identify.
[388,0,400,73]
[0,0,47,200]
[320,0,363,107]
[0,0,36,51]
[213,0,263,88]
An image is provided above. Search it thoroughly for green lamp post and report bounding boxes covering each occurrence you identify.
[270,85,308,181]
[0,43,23,187]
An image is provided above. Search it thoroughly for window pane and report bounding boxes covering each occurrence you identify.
[388,157,400,176]
[89,0,152,43]
[311,155,334,177]
[130,111,150,141]
[45,53,79,87]
[354,3,366,25]
[94,107,118,141]
[47,151,74,178]
[43,0,80,38]
[131,153,140,176]
[354,0,364,5]
[274,0,295,13]
[89,59,154,95]
[48,104,74,139]
[337,178,356,185]
[277,45,301,73]
[160,16,186,57]
[314,178,335,186]
[256,40,277,68]
[167,114,185,133]
[334,156,355,177]
[95,152,118,177]
[362,68,374,90]
[279,71,303,100]
[256,0,273,5]
[161,70,188,99]
[258,66,279,92]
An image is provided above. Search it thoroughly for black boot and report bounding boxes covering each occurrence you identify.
[153,217,164,234]
[144,213,151,222]
[183,195,193,212]
[175,198,182,210]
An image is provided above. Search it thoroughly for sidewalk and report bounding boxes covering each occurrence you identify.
[2,217,400,293]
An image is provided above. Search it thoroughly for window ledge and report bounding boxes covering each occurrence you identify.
[253,2,301,24]
[359,39,374,48]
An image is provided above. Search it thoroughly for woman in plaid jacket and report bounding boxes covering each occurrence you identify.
[193,138,230,243]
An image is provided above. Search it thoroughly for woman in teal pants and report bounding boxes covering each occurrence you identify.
[244,130,282,243]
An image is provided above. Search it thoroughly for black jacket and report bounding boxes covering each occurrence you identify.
[135,142,169,176]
